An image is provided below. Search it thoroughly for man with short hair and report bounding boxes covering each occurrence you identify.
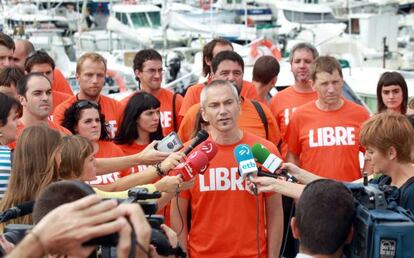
[179,38,258,119]
[171,80,283,258]
[0,32,15,68]
[53,52,123,136]
[14,39,74,96]
[178,51,280,144]
[252,55,280,105]
[24,50,71,112]
[285,56,369,181]
[269,42,319,158]
[8,73,71,148]
[121,49,183,136]
[292,179,355,258]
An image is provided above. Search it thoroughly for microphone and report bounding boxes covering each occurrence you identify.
[199,140,218,161]
[170,150,209,181]
[0,201,35,223]
[251,143,298,183]
[234,144,258,195]
[183,129,209,155]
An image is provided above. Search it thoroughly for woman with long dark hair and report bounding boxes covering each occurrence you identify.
[376,72,408,114]
[115,91,163,173]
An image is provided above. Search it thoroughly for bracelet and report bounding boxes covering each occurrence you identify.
[30,231,48,255]
[154,163,165,177]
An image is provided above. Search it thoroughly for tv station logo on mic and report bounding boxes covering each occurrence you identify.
[236,144,258,175]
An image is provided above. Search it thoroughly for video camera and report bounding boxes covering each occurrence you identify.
[345,175,414,258]
[1,185,185,258]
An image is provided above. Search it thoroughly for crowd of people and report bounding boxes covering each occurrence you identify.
[0,30,413,258]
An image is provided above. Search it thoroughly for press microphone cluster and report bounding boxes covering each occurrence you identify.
[0,201,34,223]
[183,129,209,155]
[171,140,218,181]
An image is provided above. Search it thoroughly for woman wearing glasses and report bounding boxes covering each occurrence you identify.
[115,91,163,174]
[61,99,130,185]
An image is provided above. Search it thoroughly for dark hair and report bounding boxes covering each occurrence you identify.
[0,33,15,50]
[33,180,94,224]
[133,49,162,82]
[253,55,280,84]
[191,108,209,139]
[289,42,319,64]
[115,91,163,145]
[61,100,110,140]
[202,38,233,77]
[16,73,51,97]
[24,50,56,73]
[295,179,355,255]
[211,51,244,74]
[0,92,22,126]
[376,72,408,114]
[310,56,342,82]
[0,66,25,87]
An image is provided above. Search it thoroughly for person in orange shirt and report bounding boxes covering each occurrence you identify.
[23,50,72,113]
[178,51,280,145]
[53,53,123,137]
[285,56,370,182]
[171,80,283,258]
[61,99,130,185]
[115,91,164,174]
[252,55,280,105]
[13,39,74,96]
[179,38,258,119]
[269,43,319,158]
[9,73,71,148]
[120,49,182,136]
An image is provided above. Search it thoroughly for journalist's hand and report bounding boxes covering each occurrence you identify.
[160,152,186,173]
[116,203,151,258]
[31,195,126,257]
[136,141,170,165]
[247,176,280,194]
[154,175,183,193]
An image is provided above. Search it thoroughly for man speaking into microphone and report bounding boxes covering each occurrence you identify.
[170,80,283,258]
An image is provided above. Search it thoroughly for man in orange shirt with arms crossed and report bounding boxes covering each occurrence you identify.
[285,56,369,182]
[171,80,283,258]
[269,43,319,158]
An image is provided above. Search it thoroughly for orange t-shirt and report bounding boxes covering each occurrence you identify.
[53,69,73,96]
[178,98,281,145]
[8,120,72,149]
[117,142,149,174]
[53,95,124,138]
[121,88,183,136]
[88,141,130,185]
[269,86,318,158]
[179,80,259,118]
[179,132,280,258]
[52,91,71,113]
[284,100,369,181]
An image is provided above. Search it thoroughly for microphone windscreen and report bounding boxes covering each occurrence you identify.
[234,144,258,176]
[16,201,35,217]
[187,151,209,172]
[251,143,271,164]
[199,140,218,161]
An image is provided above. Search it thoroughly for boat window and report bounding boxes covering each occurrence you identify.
[115,12,129,26]
[283,10,337,24]
[130,11,160,28]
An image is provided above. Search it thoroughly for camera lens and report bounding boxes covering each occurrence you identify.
[167,142,174,149]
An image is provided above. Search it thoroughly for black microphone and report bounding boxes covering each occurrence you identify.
[0,201,35,223]
[183,129,209,155]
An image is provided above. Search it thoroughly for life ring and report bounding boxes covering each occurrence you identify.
[106,70,127,92]
[200,0,212,11]
[250,39,282,61]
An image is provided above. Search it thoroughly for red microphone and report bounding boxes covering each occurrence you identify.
[199,140,218,161]
[170,151,209,181]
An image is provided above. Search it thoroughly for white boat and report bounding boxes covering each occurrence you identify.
[105,4,189,48]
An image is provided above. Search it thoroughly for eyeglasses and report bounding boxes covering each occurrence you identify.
[74,100,100,110]
[142,68,164,75]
